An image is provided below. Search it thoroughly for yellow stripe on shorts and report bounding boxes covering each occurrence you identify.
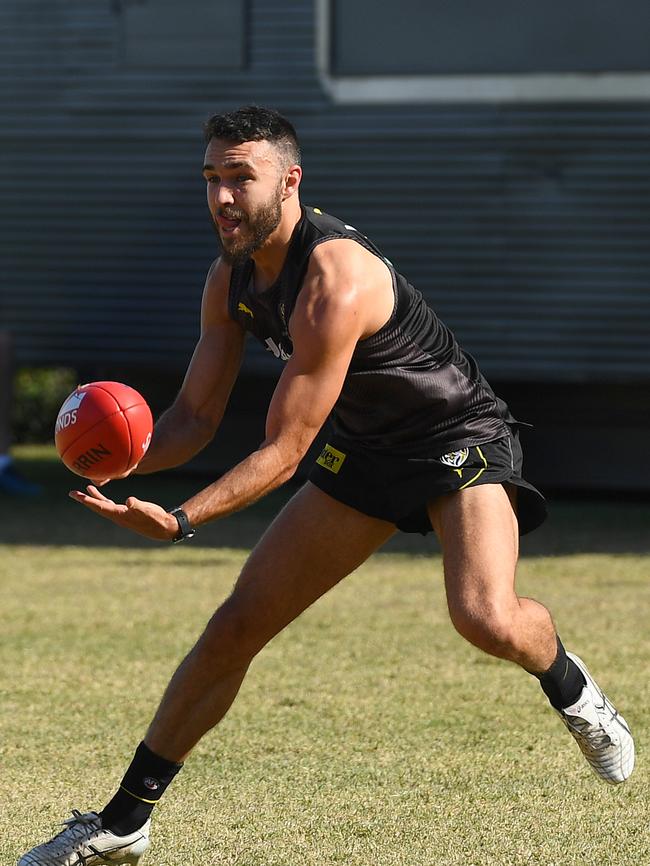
[458,445,488,490]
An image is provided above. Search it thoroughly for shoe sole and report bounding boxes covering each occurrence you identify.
[18,855,143,866]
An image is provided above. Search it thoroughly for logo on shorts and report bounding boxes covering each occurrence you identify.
[316,443,346,474]
[439,449,469,469]
[143,777,160,792]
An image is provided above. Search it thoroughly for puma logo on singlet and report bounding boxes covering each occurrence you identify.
[238,302,254,318]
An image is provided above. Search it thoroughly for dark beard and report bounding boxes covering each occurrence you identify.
[215,193,283,266]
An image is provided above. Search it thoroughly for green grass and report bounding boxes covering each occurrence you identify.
[1,446,650,865]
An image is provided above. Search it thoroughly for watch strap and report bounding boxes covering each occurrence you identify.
[168,506,195,543]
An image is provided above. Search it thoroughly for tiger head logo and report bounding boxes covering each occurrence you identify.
[439,449,469,469]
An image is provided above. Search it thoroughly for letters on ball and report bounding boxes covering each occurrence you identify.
[54,381,153,480]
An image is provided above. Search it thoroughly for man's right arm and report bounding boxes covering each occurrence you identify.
[135,259,245,474]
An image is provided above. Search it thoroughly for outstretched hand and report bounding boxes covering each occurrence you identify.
[69,485,178,541]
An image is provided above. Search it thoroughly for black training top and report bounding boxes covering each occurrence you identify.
[227,206,515,457]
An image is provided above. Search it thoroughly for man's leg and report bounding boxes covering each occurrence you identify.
[427,482,634,784]
[19,483,395,865]
[144,482,395,761]
[428,482,556,672]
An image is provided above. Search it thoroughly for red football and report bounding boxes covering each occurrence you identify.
[54,381,153,480]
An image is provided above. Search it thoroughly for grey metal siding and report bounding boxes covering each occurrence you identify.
[2,0,650,385]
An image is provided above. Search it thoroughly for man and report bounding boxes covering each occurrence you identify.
[19,106,634,866]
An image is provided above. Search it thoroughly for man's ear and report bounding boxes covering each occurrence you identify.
[282,164,302,200]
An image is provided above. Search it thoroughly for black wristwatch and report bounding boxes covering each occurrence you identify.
[168,507,196,543]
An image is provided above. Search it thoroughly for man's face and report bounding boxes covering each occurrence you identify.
[203,137,285,265]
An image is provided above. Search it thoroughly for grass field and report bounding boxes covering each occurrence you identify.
[1,446,649,865]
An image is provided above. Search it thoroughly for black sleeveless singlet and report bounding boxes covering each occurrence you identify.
[227,206,515,457]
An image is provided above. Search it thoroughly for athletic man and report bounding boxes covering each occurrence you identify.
[19,106,634,865]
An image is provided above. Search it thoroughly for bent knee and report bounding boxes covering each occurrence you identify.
[448,597,519,656]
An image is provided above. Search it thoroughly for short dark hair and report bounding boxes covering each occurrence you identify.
[203,105,301,167]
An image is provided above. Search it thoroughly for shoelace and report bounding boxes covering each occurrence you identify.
[567,715,615,753]
[45,811,102,855]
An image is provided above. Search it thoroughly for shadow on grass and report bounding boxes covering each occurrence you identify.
[1,446,649,556]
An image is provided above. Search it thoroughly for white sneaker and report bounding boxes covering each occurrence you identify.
[18,811,150,866]
[558,653,634,784]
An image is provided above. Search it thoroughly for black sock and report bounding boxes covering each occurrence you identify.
[100,741,183,836]
[536,636,586,710]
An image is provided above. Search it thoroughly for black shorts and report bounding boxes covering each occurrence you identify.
[308,430,547,536]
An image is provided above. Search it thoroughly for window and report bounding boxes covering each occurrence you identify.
[318,0,650,102]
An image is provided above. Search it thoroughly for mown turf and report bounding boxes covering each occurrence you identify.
[1,447,649,865]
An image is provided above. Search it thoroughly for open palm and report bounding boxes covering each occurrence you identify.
[69,485,178,541]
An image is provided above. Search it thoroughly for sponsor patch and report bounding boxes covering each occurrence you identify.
[439,448,470,469]
[238,301,254,318]
[316,444,347,474]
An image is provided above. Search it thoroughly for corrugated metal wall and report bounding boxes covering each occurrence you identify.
[2,0,650,386]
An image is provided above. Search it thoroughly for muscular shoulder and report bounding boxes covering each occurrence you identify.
[204,256,231,296]
[201,257,237,328]
[298,239,394,340]
[307,238,385,289]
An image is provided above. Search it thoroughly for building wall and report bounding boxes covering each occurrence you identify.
[2,0,649,488]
